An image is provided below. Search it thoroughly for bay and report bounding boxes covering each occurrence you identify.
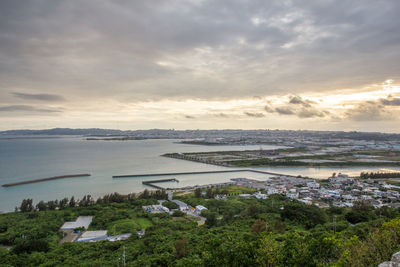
[1,136,399,212]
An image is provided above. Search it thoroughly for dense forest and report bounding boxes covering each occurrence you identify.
[1,187,400,266]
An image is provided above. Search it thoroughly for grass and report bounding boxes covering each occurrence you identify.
[134,217,153,229]
[222,185,257,194]
[108,218,153,235]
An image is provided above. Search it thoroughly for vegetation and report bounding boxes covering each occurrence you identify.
[1,188,400,266]
[230,158,400,167]
[360,171,400,179]
[165,148,400,168]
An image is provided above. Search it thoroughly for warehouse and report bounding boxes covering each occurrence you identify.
[60,216,93,230]
[76,230,108,242]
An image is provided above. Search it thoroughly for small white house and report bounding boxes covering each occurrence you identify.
[267,188,279,195]
[254,192,267,199]
[307,182,320,189]
[286,192,299,199]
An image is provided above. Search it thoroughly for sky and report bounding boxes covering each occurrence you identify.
[0,0,400,132]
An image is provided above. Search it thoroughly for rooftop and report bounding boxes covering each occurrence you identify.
[60,216,93,230]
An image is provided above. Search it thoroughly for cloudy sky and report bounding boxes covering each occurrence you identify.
[0,0,400,132]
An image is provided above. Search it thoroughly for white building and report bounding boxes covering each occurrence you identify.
[267,188,279,195]
[286,192,299,199]
[195,205,208,213]
[307,182,320,189]
[254,192,267,199]
[172,200,188,211]
[342,194,356,201]
[76,230,108,242]
[60,216,93,230]
[107,233,132,242]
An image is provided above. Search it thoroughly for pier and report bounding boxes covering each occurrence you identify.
[2,174,91,187]
[142,178,179,189]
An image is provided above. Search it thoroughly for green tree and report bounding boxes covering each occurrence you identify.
[19,199,34,212]
[281,202,327,228]
[203,211,217,227]
[194,188,202,198]
[69,196,76,207]
[247,204,259,217]
[36,201,47,211]
[252,219,266,234]
[174,237,189,259]
[206,188,213,198]
[257,233,283,267]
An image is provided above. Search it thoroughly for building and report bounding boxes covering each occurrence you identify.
[215,194,228,200]
[172,200,189,211]
[142,205,169,213]
[76,230,109,242]
[60,216,93,230]
[107,233,132,242]
[307,182,320,189]
[254,192,268,199]
[195,205,208,213]
[267,188,279,195]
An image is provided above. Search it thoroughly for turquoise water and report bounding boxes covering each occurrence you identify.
[1,136,399,212]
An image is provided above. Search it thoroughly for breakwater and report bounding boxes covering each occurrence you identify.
[114,170,250,178]
[142,178,179,189]
[2,174,91,187]
[113,169,300,178]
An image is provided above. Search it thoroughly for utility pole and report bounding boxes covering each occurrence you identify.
[333,216,336,234]
[123,245,126,267]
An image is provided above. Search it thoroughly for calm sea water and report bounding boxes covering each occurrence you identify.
[1,136,399,212]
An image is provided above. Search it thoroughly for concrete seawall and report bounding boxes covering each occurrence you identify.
[142,178,179,189]
[2,174,91,187]
[113,169,301,179]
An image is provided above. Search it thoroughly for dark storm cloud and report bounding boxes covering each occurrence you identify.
[380,97,400,106]
[265,97,328,118]
[0,105,61,113]
[12,92,65,101]
[0,0,399,103]
[273,106,328,118]
[288,96,315,107]
[275,107,294,115]
[244,112,265,118]
[264,105,274,113]
[297,108,327,118]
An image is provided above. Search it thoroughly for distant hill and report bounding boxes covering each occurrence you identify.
[1,128,400,141]
[0,128,127,136]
